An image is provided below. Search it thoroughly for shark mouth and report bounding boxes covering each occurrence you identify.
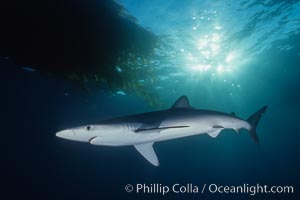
[88,136,98,143]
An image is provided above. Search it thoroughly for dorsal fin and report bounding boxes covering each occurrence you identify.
[171,96,192,109]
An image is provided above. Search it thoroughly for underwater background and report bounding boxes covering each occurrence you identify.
[1,0,300,199]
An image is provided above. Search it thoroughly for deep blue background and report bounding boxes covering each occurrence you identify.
[1,60,299,200]
[1,0,300,199]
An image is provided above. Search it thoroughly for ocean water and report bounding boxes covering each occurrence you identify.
[2,0,300,199]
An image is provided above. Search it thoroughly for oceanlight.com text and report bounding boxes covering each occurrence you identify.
[124,183,294,196]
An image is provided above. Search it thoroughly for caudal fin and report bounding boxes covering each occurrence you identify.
[247,106,268,145]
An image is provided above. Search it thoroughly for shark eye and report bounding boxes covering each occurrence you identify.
[86,125,91,131]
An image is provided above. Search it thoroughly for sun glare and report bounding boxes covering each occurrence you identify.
[178,11,244,78]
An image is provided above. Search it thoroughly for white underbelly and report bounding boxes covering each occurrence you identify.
[154,127,207,142]
[91,126,209,146]
[125,127,206,145]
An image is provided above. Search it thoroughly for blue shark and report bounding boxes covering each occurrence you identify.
[56,96,267,166]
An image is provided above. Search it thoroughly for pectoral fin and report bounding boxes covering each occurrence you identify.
[135,126,189,133]
[134,142,159,166]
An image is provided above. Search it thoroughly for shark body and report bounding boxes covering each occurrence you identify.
[56,96,267,166]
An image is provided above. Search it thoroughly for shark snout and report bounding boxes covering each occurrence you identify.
[56,129,93,142]
[56,129,75,139]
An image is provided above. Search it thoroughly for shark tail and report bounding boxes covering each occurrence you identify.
[246,106,268,145]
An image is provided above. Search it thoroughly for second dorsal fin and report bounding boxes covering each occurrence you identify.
[171,96,192,109]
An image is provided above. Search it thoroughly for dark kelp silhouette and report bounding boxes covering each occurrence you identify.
[0,0,162,106]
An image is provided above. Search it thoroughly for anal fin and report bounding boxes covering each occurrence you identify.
[207,129,222,138]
